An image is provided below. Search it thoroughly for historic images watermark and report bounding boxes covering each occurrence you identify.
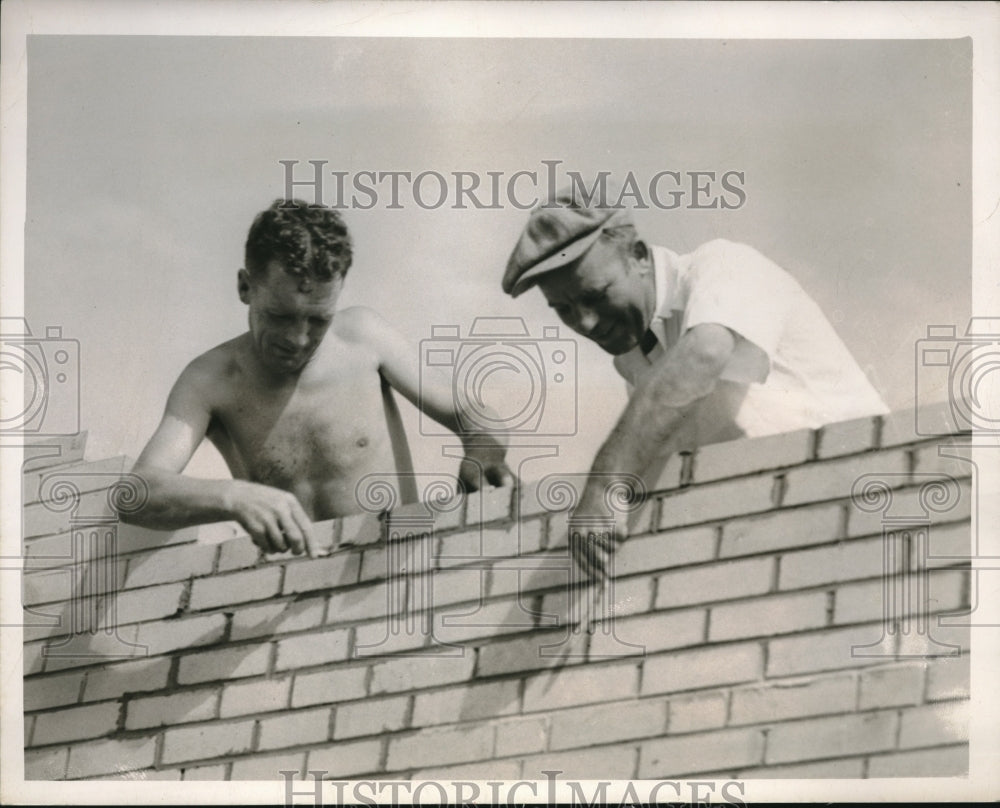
[280,159,747,211]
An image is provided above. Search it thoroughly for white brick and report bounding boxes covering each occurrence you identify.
[369,650,475,694]
[659,475,776,530]
[614,526,717,576]
[230,596,326,641]
[691,429,813,483]
[925,655,969,701]
[858,663,926,709]
[779,537,883,589]
[494,715,548,757]
[709,591,828,642]
[32,701,119,745]
[767,623,893,677]
[412,680,519,726]
[306,739,383,777]
[24,671,83,711]
[66,736,158,778]
[729,675,856,725]
[275,628,351,671]
[847,481,972,538]
[292,665,368,708]
[868,744,968,777]
[25,747,68,780]
[720,504,842,557]
[230,751,307,780]
[912,442,975,480]
[640,728,764,778]
[739,757,866,778]
[334,695,409,739]
[464,484,514,524]
[588,609,705,659]
[522,661,639,712]
[135,613,226,656]
[182,764,229,780]
[123,542,216,588]
[188,566,282,610]
[781,449,909,507]
[765,711,898,764]
[258,707,331,751]
[817,416,879,458]
[177,643,271,684]
[476,630,588,677]
[549,699,666,751]
[386,723,493,770]
[898,701,968,749]
[160,720,255,764]
[282,553,361,595]
[667,690,728,733]
[521,744,638,781]
[438,524,543,567]
[642,643,763,696]
[433,598,538,644]
[125,687,219,729]
[656,557,772,609]
[220,677,291,717]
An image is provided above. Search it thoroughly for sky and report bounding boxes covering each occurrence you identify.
[22,34,972,487]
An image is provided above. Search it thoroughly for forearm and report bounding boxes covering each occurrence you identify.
[119,466,237,530]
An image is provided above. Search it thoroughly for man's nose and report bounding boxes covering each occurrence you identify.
[576,306,600,335]
[284,325,311,348]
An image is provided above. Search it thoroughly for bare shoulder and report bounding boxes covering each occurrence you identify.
[170,337,243,403]
[332,305,394,345]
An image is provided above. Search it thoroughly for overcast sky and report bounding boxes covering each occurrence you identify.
[24,34,971,486]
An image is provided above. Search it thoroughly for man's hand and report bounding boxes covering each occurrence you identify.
[568,506,629,582]
[226,480,316,556]
[457,443,515,493]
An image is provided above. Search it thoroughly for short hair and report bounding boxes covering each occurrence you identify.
[599,223,643,257]
[245,199,353,282]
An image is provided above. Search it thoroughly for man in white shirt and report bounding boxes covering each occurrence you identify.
[502,184,888,578]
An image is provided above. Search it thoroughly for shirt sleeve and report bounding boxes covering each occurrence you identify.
[680,239,794,385]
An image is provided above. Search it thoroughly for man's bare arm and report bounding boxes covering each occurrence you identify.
[573,323,737,577]
[345,307,513,490]
[122,361,314,555]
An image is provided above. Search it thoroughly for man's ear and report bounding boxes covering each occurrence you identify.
[237,268,252,304]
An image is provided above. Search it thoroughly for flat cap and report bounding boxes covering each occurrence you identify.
[502,182,632,297]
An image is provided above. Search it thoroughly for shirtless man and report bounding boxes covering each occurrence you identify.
[122,200,511,556]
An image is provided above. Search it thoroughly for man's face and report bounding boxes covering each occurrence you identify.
[537,238,654,355]
[239,260,342,374]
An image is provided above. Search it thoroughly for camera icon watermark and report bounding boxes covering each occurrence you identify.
[915,317,1000,434]
[0,317,80,437]
[419,316,577,437]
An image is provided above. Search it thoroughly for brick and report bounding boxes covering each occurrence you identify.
[338,511,385,547]
[125,687,219,729]
[464,484,514,524]
[494,715,548,757]
[177,643,271,684]
[881,403,967,447]
[667,690,728,733]
[541,576,652,630]
[640,728,764,778]
[230,596,326,641]
[767,623,893,677]
[359,534,434,582]
[476,630,588,677]
[434,599,540,644]
[23,670,83,711]
[926,655,969,701]
[24,641,45,675]
[847,481,972,538]
[24,488,116,539]
[353,618,429,656]
[658,474,776,530]
[188,566,282,611]
[720,504,843,558]
[779,537,883,589]
[101,767,183,781]
[181,763,229,780]
[738,757,866,778]
[326,582,398,626]
[858,663,926,709]
[25,746,68,779]
[487,554,569,599]
[412,679,518,727]
[709,591,828,642]
[282,553,361,595]
[66,736,158,778]
[765,711,898,764]
[292,665,368,708]
[650,451,686,492]
[642,643,763,696]
[817,415,879,459]
[912,442,975,480]
[216,534,260,573]
[897,622,970,657]
[160,720,255,764]
[522,661,639,712]
[691,429,813,483]
[135,613,227,656]
[370,650,475,694]
[307,738,383,777]
[112,581,187,625]
[275,628,351,671]
[32,701,120,745]
[549,698,666,751]
[23,567,74,607]
[588,609,705,658]
[124,542,217,588]
[220,677,292,717]
[420,566,488,605]
[656,557,772,609]
[35,623,143,672]
[386,723,493,770]
[924,522,971,568]
[334,694,409,739]
[781,448,909,507]
[835,569,968,626]
[516,475,583,520]
[258,707,331,751]
[730,675,856,725]
[521,744,637,780]
[615,527,718,575]
[867,744,968,777]
[438,523,543,567]
[230,751,306,780]
[411,759,520,781]
[898,701,968,749]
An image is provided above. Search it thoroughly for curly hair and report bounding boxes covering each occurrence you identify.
[244,199,353,282]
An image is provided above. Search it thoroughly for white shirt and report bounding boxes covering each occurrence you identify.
[613,239,889,452]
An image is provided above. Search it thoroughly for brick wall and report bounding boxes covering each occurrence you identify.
[20,405,973,781]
